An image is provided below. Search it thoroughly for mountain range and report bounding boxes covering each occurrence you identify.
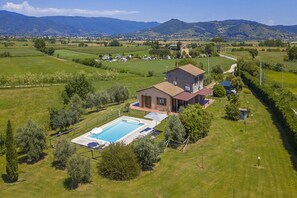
[1,10,297,40]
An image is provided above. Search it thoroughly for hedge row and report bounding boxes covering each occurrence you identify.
[0,71,119,87]
[241,71,297,145]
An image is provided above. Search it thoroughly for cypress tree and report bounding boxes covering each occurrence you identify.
[5,120,18,182]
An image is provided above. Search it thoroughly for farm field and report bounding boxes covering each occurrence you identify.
[104,56,235,76]
[0,56,102,76]
[222,50,297,71]
[265,70,297,95]
[1,91,297,197]
[0,48,44,57]
[54,49,98,60]
[67,46,150,56]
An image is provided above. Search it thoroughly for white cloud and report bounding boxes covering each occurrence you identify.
[266,19,275,26]
[2,1,139,16]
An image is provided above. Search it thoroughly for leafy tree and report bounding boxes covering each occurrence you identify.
[85,92,96,109]
[98,142,140,181]
[248,48,258,60]
[5,120,18,182]
[109,40,121,47]
[165,115,186,143]
[179,104,213,142]
[287,46,297,61]
[204,43,216,56]
[34,38,46,50]
[68,94,84,115]
[49,107,81,131]
[53,139,76,169]
[178,58,197,66]
[225,95,241,121]
[211,65,224,82]
[63,74,94,103]
[15,120,47,162]
[67,154,91,187]
[177,41,182,51]
[213,84,226,97]
[133,137,160,170]
[108,85,129,104]
[231,77,244,92]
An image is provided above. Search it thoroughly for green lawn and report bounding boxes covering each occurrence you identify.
[222,50,297,71]
[1,90,297,197]
[0,56,103,76]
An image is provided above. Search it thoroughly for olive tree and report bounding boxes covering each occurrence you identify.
[15,120,47,162]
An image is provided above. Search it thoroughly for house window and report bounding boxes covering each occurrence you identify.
[157,97,167,106]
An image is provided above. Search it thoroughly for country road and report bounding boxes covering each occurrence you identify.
[220,54,237,74]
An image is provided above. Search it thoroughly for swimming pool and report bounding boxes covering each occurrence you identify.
[88,119,145,143]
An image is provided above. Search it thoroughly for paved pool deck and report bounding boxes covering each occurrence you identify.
[71,116,156,149]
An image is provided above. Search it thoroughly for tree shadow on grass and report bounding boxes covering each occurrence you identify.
[51,161,66,170]
[18,153,47,165]
[63,178,78,190]
[1,174,13,183]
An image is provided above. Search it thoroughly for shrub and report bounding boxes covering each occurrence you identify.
[165,115,186,143]
[15,120,47,162]
[179,104,213,142]
[225,95,241,121]
[213,84,226,97]
[147,70,155,77]
[53,139,76,169]
[231,77,244,92]
[133,137,160,170]
[67,154,91,187]
[98,142,140,181]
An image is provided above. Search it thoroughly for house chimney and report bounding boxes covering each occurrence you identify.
[175,61,179,68]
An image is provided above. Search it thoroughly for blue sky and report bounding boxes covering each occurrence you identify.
[1,0,297,25]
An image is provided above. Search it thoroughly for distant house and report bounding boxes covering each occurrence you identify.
[137,64,212,112]
[102,55,110,60]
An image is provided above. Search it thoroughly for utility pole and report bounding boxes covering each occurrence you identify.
[281,64,284,89]
[260,62,262,86]
[208,55,210,83]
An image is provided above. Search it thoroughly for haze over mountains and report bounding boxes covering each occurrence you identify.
[1,10,297,40]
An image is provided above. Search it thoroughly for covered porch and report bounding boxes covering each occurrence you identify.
[172,88,212,112]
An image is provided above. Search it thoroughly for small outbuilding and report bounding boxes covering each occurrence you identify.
[239,108,248,120]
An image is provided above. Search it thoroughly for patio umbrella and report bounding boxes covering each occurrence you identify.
[144,112,168,125]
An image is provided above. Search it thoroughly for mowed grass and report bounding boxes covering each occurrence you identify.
[104,56,235,76]
[222,50,297,71]
[0,56,103,76]
[0,48,44,57]
[1,90,297,197]
[265,70,297,95]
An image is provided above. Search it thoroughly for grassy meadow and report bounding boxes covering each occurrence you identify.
[0,91,297,197]
[222,50,297,71]
[265,70,297,95]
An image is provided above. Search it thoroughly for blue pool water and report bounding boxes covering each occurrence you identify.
[88,119,144,143]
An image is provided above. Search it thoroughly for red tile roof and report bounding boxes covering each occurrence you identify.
[173,88,212,101]
[167,64,205,76]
